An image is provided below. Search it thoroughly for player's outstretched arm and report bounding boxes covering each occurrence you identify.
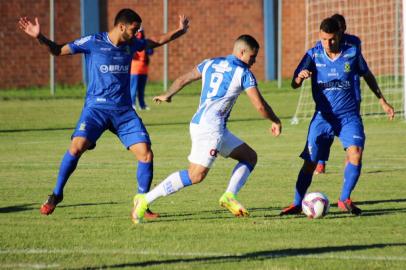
[146,15,189,49]
[246,87,282,137]
[153,67,201,104]
[18,17,71,56]
[362,71,395,120]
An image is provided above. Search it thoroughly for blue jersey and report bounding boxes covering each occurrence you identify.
[294,43,369,116]
[68,32,146,109]
[192,55,257,131]
[316,33,363,103]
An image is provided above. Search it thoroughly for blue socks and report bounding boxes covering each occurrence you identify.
[53,151,79,196]
[294,168,313,206]
[340,163,362,201]
[137,161,153,193]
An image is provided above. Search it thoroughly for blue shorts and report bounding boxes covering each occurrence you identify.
[300,111,365,162]
[72,106,151,149]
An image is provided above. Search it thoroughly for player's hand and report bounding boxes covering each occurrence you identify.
[270,121,282,137]
[153,95,172,104]
[379,99,395,120]
[18,17,40,38]
[298,69,312,80]
[178,15,189,33]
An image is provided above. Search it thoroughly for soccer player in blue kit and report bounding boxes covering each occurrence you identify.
[280,17,394,216]
[18,9,189,218]
[131,35,282,224]
[315,13,362,174]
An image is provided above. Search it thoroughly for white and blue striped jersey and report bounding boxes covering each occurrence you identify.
[192,55,257,131]
[68,32,146,110]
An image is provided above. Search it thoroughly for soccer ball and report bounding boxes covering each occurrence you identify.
[302,192,330,219]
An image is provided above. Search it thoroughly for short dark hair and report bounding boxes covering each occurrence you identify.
[114,9,142,26]
[331,13,346,32]
[236,35,260,50]
[320,17,340,34]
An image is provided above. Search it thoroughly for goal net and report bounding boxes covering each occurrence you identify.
[291,0,404,124]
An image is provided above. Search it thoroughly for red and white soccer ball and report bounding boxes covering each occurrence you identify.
[302,192,330,219]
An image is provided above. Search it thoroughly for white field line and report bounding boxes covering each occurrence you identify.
[1,249,406,262]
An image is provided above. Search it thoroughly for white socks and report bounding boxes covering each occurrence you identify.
[226,162,252,194]
[145,171,187,203]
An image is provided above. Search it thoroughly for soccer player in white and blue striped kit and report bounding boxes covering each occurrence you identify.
[280,17,394,216]
[19,9,189,219]
[132,35,282,223]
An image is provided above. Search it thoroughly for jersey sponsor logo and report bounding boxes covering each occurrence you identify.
[316,63,326,67]
[74,36,91,46]
[318,79,350,90]
[313,53,323,59]
[328,68,338,77]
[343,51,356,58]
[99,64,129,74]
[100,47,111,51]
[209,149,218,157]
[353,135,363,139]
[344,62,351,73]
[96,98,106,102]
[212,61,232,73]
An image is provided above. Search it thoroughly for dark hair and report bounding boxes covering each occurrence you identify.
[114,9,142,26]
[331,13,346,32]
[320,17,340,34]
[236,34,260,50]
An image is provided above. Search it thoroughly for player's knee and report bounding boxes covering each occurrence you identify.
[249,151,258,167]
[69,146,86,157]
[132,145,153,162]
[346,147,363,165]
[347,154,362,166]
[140,149,153,163]
[239,148,257,168]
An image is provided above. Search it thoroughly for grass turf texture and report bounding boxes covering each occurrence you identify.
[1,82,405,269]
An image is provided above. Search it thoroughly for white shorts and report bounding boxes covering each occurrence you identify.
[188,123,244,168]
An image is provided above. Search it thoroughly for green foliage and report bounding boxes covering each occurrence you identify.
[1,88,405,269]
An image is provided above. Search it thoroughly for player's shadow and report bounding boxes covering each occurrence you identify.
[144,206,283,223]
[58,201,121,209]
[356,198,406,205]
[0,127,73,133]
[364,168,406,174]
[328,198,406,218]
[0,203,37,213]
[75,242,406,269]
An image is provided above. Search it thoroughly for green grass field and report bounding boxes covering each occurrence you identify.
[1,83,405,269]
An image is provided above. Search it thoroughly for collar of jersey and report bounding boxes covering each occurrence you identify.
[227,54,248,67]
[104,32,124,49]
[322,47,342,62]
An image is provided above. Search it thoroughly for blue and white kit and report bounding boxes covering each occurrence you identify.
[188,55,257,167]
